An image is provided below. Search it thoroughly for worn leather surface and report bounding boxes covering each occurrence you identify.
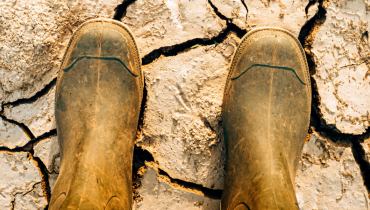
[49,19,142,210]
[221,28,311,210]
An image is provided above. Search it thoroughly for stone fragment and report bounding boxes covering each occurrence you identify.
[122,0,227,57]
[0,117,29,149]
[311,0,370,134]
[245,0,318,36]
[49,173,59,193]
[0,152,46,209]
[138,33,239,189]
[3,86,56,138]
[360,137,370,166]
[134,162,220,210]
[209,0,248,30]
[0,0,122,106]
[13,183,48,210]
[295,133,369,209]
[34,136,60,173]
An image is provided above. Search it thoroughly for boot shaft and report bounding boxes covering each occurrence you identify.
[50,19,143,210]
[222,28,311,210]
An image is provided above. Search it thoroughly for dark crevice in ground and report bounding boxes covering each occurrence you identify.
[32,153,52,205]
[132,146,154,201]
[132,77,150,200]
[113,0,137,20]
[142,27,245,65]
[208,0,247,38]
[240,0,248,13]
[133,146,154,176]
[298,0,327,48]
[0,115,35,140]
[298,0,331,138]
[297,0,347,142]
[0,129,56,207]
[10,181,42,210]
[141,1,247,65]
[352,135,370,195]
[304,0,319,15]
[2,78,56,108]
[136,80,148,139]
[157,168,223,200]
[0,129,57,153]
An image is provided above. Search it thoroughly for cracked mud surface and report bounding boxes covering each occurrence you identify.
[1,0,370,209]
[0,152,47,209]
[296,133,369,209]
[134,162,220,209]
[310,0,370,135]
[137,33,240,190]
[121,0,227,57]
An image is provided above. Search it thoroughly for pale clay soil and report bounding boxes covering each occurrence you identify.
[0,0,370,209]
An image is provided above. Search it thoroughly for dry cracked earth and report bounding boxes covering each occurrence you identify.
[0,0,370,209]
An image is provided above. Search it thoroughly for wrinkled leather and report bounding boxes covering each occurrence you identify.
[221,28,311,210]
[49,19,142,210]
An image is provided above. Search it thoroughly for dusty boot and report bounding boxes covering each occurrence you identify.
[221,28,311,210]
[49,19,143,210]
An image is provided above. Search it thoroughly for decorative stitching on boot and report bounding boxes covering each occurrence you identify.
[231,63,307,85]
[62,56,138,77]
[234,202,252,210]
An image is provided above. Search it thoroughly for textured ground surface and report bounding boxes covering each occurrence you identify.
[1,0,370,209]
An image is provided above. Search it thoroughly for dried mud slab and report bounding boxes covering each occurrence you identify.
[0,152,46,209]
[209,0,248,30]
[360,137,370,167]
[133,162,220,210]
[0,117,29,149]
[295,133,369,209]
[312,0,370,134]
[121,0,227,57]
[245,0,318,36]
[137,33,240,190]
[13,183,47,210]
[3,87,56,138]
[48,173,59,192]
[34,136,60,173]
[0,0,121,106]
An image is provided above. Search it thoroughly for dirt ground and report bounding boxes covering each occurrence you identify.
[0,0,370,209]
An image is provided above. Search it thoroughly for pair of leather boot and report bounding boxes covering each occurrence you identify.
[49,19,311,210]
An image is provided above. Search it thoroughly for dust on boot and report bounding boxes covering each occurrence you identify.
[221,28,311,209]
[49,19,143,210]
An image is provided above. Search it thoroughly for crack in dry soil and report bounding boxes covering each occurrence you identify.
[3,0,370,206]
[9,181,42,210]
[140,0,247,65]
[2,79,56,109]
[113,0,137,21]
[0,130,57,207]
[298,0,370,196]
[157,167,223,200]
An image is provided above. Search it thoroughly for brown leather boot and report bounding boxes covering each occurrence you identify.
[49,19,143,210]
[221,28,311,210]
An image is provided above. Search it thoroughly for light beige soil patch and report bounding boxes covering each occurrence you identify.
[311,0,370,134]
[296,133,369,209]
